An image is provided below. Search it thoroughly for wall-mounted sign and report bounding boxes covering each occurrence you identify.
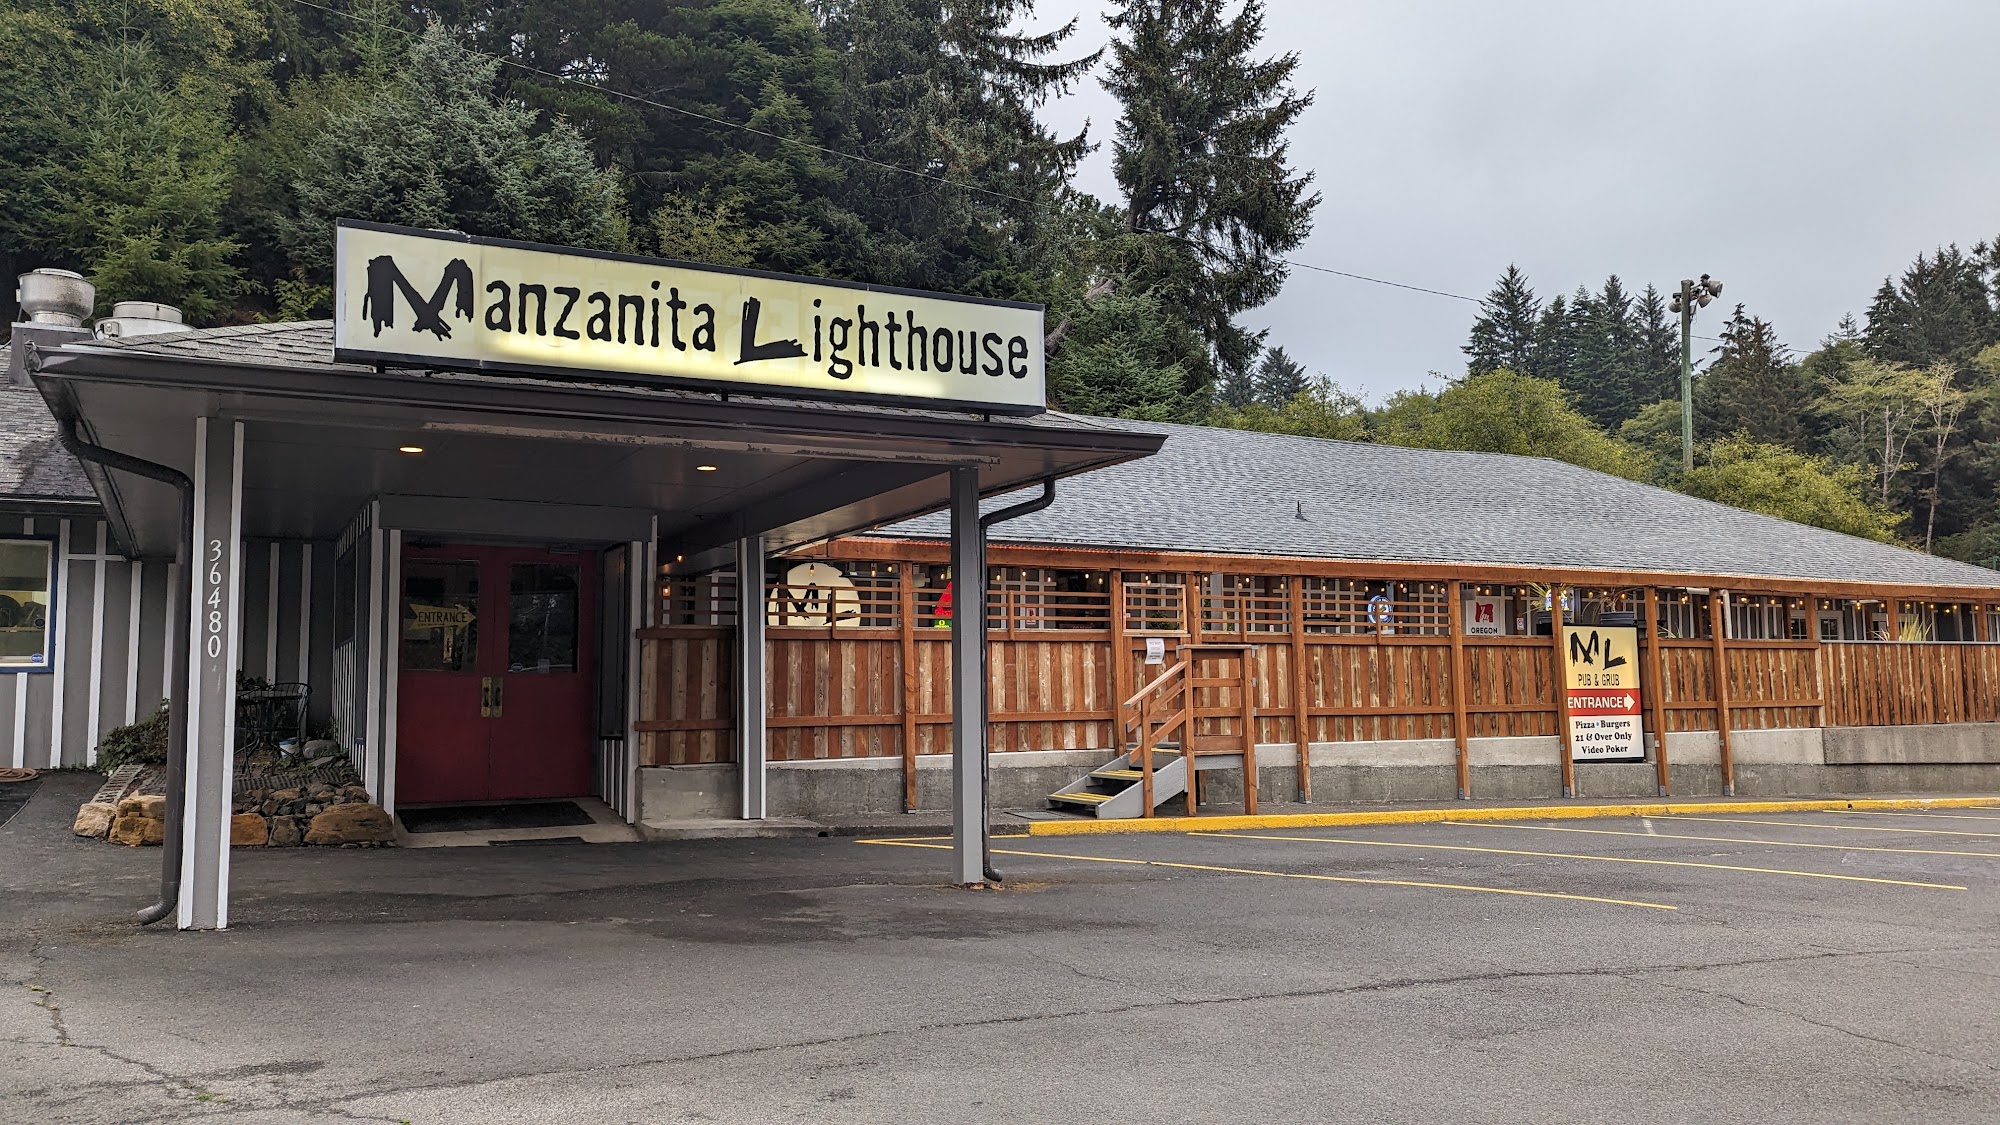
[769,562,861,627]
[1143,637,1165,665]
[332,221,1046,414]
[1561,625,1644,762]
[1465,595,1505,636]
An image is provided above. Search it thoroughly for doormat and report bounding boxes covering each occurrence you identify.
[398,801,594,834]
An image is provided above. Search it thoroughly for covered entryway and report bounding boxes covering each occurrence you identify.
[396,542,596,805]
[24,222,1166,929]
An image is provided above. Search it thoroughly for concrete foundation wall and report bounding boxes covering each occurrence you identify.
[637,721,2000,823]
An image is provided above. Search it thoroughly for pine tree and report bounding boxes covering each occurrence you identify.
[1864,245,2000,369]
[1253,345,1309,407]
[1213,364,1257,409]
[1532,292,1576,387]
[1565,276,1642,427]
[45,37,244,320]
[1104,0,1319,394]
[821,0,1096,296]
[1463,265,1540,376]
[436,0,863,279]
[1695,305,1812,450]
[1047,291,1202,421]
[1633,284,1681,406]
[282,25,626,276]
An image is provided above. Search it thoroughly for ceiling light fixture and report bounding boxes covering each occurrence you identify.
[695,464,719,472]
[399,445,425,454]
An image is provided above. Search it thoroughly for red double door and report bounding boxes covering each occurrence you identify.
[396,544,597,804]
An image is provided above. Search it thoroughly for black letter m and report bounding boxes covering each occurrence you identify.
[362,256,475,340]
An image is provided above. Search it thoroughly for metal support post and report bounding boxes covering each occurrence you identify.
[948,466,986,885]
[181,417,244,930]
[736,534,766,820]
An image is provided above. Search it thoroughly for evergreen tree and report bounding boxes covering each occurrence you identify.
[0,0,264,322]
[1046,291,1203,421]
[1532,292,1577,388]
[1633,284,1681,406]
[282,25,626,277]
[1695,306,1813,450]
[1253,345,1310,407]
[1103,0,1319,394]
[45,37,245,320]
[1566,275,1641,427]
[1463,265,1540,376]
[1213,365,1258,409]
[1864,245,2000,370]
[820,0,1096,296]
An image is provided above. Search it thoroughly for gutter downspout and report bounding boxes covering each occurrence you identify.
[52,413,193,926]
[975,477,1057,884]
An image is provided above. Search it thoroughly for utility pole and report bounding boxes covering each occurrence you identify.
[1669,275,1724,472]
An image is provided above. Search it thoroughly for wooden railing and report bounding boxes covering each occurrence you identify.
[636,576,2000,809]
[1820,642,2000,727]
[1123,643,1260,816]
[1123,658,1188,817]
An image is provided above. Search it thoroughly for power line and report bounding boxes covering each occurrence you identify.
[284,0,1735,346]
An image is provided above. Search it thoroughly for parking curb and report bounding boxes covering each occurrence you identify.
[1024,796,2000,836]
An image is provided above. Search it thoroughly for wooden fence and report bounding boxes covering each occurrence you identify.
[636,570,2000,808]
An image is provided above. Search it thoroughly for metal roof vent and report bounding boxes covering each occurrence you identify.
[15,269,95,327]
[95,300,186,339]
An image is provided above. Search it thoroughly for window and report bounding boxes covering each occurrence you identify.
[401,560,478,672]
[1121,573,1186,634]
[989,567,1112,631]
[0,538,53,669]
[1198,574,1289,635]
[509,563,580,672]
[1300,578,1448,636]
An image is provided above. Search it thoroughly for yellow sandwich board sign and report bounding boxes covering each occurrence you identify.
[1562,625,1645,762]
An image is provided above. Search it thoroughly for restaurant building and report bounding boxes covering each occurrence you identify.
[6,223,2000,929]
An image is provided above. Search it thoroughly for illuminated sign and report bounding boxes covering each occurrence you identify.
[332,221,1045,414]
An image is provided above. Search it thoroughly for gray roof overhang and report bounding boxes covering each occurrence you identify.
[31,343,1164,565]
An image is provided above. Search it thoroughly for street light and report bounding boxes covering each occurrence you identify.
[1668,274,1723,471]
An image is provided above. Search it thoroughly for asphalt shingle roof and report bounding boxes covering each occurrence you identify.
[882,419,2000,590]
[28,324,2000,589]
[0,340,95,504]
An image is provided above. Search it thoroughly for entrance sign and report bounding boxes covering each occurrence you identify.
[1561,625,1645,762]
[333,221,1046,414]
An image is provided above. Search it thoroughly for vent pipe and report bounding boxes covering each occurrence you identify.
[10,270,96,387]
[14,269,95,327]
[96,301,186,339]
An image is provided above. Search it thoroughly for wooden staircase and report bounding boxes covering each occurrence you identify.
[1046,643,1260,819]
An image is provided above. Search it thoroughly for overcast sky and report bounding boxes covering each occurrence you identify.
[1026,1,2000,401]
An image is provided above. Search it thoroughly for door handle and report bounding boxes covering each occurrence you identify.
[491,676,502,718]
[479,676,504,718]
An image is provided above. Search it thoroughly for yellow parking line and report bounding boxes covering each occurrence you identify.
[1830,808,2000,824]
[1659,814,2000,840]
[1188,832,1965,891]
[1457,820,2000,858]
[856,838,1676,911]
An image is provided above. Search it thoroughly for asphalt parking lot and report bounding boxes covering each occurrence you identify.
[6,772,1999,1123]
